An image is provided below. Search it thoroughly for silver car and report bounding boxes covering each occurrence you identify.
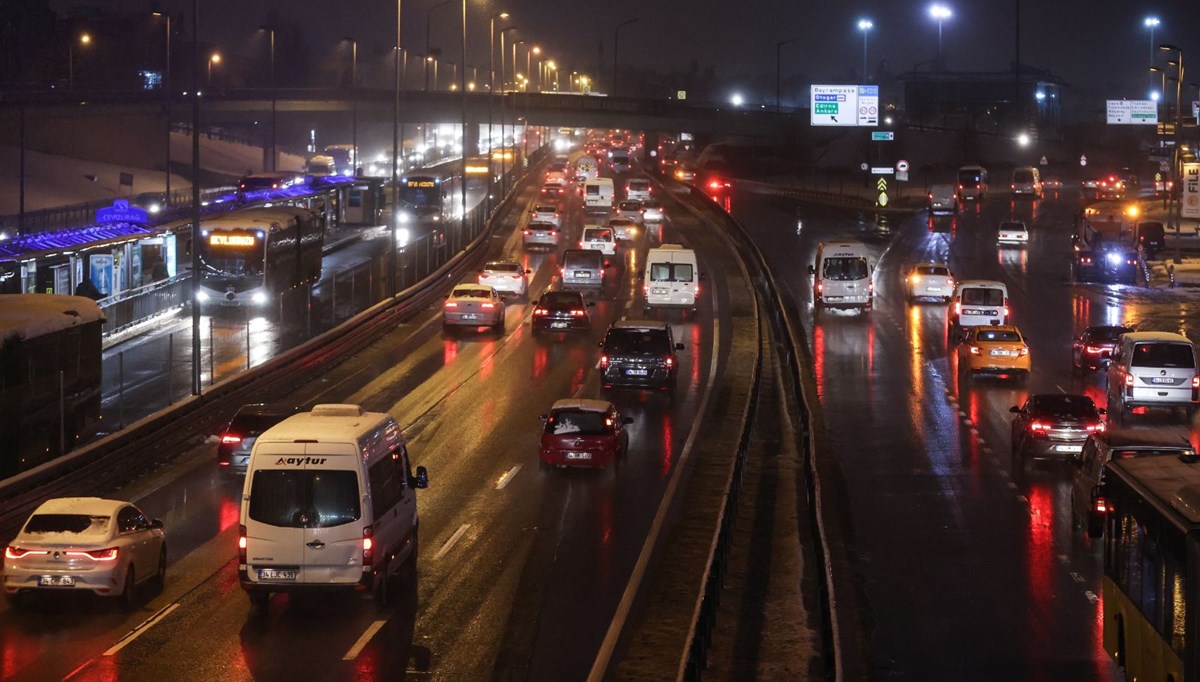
[443,284,506,330]
[1107,332,1199,422]
[615,200,645,225]
[478,260,530,297]
[530,203,561,227]
[607,217,639,241]
[4,498,166,609]
[523,221,561,249]
[642,199,665,223]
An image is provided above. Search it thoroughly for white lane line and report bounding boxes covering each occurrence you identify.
[998,469,1009,478]
[969,427,979,435]
[572,383,587,398]
[103,603,181,656]
[1056,384,1066,393]
[495,465,522,490]
[343,619,389,660]
[1069,571,1085,584]
[1017,494,1028,502]
[434,523,471,560]
[1007,482,1018,490]
[1058,554,1070,563]
[588,265,722,682]
[958,410,968,418]
[1084,591,1099,605]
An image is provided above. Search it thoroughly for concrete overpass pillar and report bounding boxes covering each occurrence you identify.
[462,122,480,159]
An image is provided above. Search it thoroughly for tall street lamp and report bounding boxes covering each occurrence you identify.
[152,12,172,198]
[425,0,454,91]
[189,0,202,395]
[488,11,509,168]
[1145,17,1160,70]
[613,18,638,96]
[527,45,540,91]
[392,0,404,296]
[929,4,952,70]
[499,28,518,195]
[858,19,874,82]
[342,37,358,175]
[69,32,92,90]
[207,52,221,84]
[1161,43,1185,263]
[511,39,525,91]
[775,37,802,110]
[258,26,277,171]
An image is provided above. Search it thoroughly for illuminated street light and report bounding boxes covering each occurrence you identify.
[207,52,221,84]
[69,32,93,90]
[730,93,745,107]
[857,19,873,82]
[929,4,952,69]
[1016,132,1031,147]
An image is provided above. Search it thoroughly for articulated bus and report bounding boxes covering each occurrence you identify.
[196,207,323,309]
[1099,455,1200,681]
[0,294,103,477]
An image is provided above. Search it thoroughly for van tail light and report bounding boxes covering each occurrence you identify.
[600,355,609,368]
[523,229,530,236]
[1192,376,1199,388]
[1003,298,1010,317]
[816,281,823,294]
[570,309,586,317]
[362,526,374,567]
[1125,373,1134,387]
[238,525,247,563]
[969,346,982,355]
[1087,422,1106,433]
[665,356,674,368]
[1093,495,1108,515]
[1029,421,1048,432]
[534,307,548,316]
[955,302,962,316]
[221,434,242,445]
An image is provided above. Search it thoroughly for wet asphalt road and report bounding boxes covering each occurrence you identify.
[0,169,739,681]
[729,184,1200,679]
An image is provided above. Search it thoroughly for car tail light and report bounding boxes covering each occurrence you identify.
[1192,376,1199,389]
[665,356,674,368]
[600,355,609,368]
[362,526,374,566]
[523,229,530,236]
[444,301,458,309]
[969,346,982,355]
[534,307,548,316]
[816,281,823,294]
[1085,345,1102,354]
[1030,421,1048,432]
[955,302,962,315]
[66,548,119,562]
[5,546,48,559]
[1087,422,1106,433]
[1094,495,1108,514]
[570,309,586,317]
[1125,373,1134,387]
[238,525,247,563]
[221,434,242,445]
[1018,347,1029,356]
[481,302,495,309]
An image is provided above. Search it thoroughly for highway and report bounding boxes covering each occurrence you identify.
[726,183,1200,678]
[0,163,749,681]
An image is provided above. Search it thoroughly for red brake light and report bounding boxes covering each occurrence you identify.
[1085,345,1102,354]
[600,355,609,368]
[955,302,962,315]
[816,281,823,294]
[570,309,585,317]
[1125,374,1135,387]
[238,524,247,563]
[481,302,496,309]
[69,548,119,562]
[1018,347,1029,357]
[1030,421,1048,432]
[363,526,373,565]
[1193,376,1199,389]
[1094,496,1108,514]
[5,547,48,559]
[665,356,674,368]
[1087,422,1106,433]
[534,307,547,316]
[523,229,530,235]
[444,301,458,309]
[221,434,242,445]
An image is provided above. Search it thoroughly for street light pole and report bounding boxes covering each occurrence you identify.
[190,0,202,395]
[153,13,172,199]
[425,0,453,91]
[858,19,873,82]
[460,0,467,248]
[613,18,637,96]
[392,0,403,295]
[929,4,952,70]
[1161,44,1185,263]
[258,27,277,171]
[349,38,358,175]
[775,37,801,110]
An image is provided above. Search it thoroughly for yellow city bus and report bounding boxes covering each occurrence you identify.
[1099,455,1200,681]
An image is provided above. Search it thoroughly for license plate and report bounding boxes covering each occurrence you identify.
[990,349,1011,357]
[926,287,942,292]
[565,451,592,460]
[461,313,478,320]
[1151,377,1175,384]
[550,321,569,329]
[259,568,298,581]
[1056,445,1084,453]
[825,296,844,301]
[652,287,669,295]
[39,575,75,587]
[577,271,592,278]
[626,368,649,376]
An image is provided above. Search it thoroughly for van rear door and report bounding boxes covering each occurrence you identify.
[299,444,366,585]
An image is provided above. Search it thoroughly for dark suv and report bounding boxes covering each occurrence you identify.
[217,404,301,473]
[599,320,684,392]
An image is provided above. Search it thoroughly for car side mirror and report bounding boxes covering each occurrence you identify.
[413,466,429,489]
[598,341,605,348]
[807,265,815,275]
[699,273,707,280]
[1009,406,1019,414]
[675,343,685,350]
[1097,408,1107,415]
[150,519,165,530]
[623,416,634,424]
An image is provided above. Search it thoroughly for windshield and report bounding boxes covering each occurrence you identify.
[248,469,361,528]
[534,205,556,213]
[485,262,522,274]
[1028,395,1096,417]
[540,292,584,308]
[961,288,1004,306]
[958,169,984,187]
[628,181,649,190]
[1000,222,1025,231]
[822,257,869,281]
[1014,169,1035,183]
[650,262,694,282]
[604,329,670,355]
[1131,343,1195,368]
[975,330,1021,343]
[915,266,949,276]
[545,410,610,436]
[585,228,613,241]
[24,514,110,535]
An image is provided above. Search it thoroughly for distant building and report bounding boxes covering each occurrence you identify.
[900,66,1063,138]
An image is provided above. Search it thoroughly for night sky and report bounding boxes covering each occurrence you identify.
[52,0,1199,102]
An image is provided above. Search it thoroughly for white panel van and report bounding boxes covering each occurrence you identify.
[239,404,428,609]
[808,241,874,312]
[644,244,700,311]
[584,178,615,213]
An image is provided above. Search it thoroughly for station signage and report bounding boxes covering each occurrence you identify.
[1106,99,1157,125]
[95,199,149,225]
[1183,163,1200,220]
[210,233,257,247]
[811,85,878,127]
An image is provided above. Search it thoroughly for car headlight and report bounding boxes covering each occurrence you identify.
[148,203,162,214]
[196,291,210,302]
[252,292,268,305]
[1106,251,1123,266]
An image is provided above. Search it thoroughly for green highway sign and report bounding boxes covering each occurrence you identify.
[815,102,839,115]
[871,131,894,141]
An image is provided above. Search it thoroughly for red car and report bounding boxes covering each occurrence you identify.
[539,399,632,470]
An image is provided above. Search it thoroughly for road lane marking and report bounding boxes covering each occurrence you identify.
[495,465,521,490]
[1007,482,1018,489]
[343,619,389,660]
[1017,494,1028,501]
[958,410,967,418]
[103,602,181,656]
[1058,554,1069,563]
[1069,571,1085,584]
[434,523,470,560]
[1085,591,1099,605]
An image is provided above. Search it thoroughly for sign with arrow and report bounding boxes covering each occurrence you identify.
[810,85,858,126]
[876,178,888,192]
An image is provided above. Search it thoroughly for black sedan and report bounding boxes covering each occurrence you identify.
[1010,394,1106,460]
[532,291,593,332]
[1071,324,1133,371]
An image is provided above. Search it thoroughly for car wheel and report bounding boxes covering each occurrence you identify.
[375,566,391,608]
[119,567,137,611]
[153,547,167,587]
[4,590,27,609]
[248,590,271,611]
[493,317,505,333]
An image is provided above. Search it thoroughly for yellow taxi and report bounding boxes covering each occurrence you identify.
[957,324,1031,379]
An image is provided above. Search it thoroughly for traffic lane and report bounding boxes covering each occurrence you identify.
[730,189,1118,677]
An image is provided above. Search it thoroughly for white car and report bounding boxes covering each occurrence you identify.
[478,260,530,296]
[642,199,665,223]
[4,497,166,609]
[581,226,617,257]
[523,221,561,249]
[443,284,506,330]
[530,203,561,228]
[615,200,645,225]
[905,262,955,303]
[625,179,652,202]
[607,217,639,242]
[998,220,1029,245]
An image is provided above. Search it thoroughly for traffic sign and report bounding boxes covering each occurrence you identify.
[896,160,910,172]
[810,85,858,126]
[1184,163,1200,219]
[896,171,909,182]
[1080,155,1088,167]
[1039,156,1048,166]
[857,85,879,126]
[1106,99,1157,125]
[876,178,888,191]
[877,191,889,207]
[871,167,894,175]
[676,90,687,100]
[871,131,894,141]
[860,162,869,171]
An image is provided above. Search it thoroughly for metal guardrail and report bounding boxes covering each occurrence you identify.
[98,274,190,335]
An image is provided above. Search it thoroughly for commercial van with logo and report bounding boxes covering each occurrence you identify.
[239,404,428,608]
[584,178,615,213]
[643,244,700,311]
[808,241,874,312]
[1106,332,1199,422]
[948,280,1009,338]
[1011,166,1043,198]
